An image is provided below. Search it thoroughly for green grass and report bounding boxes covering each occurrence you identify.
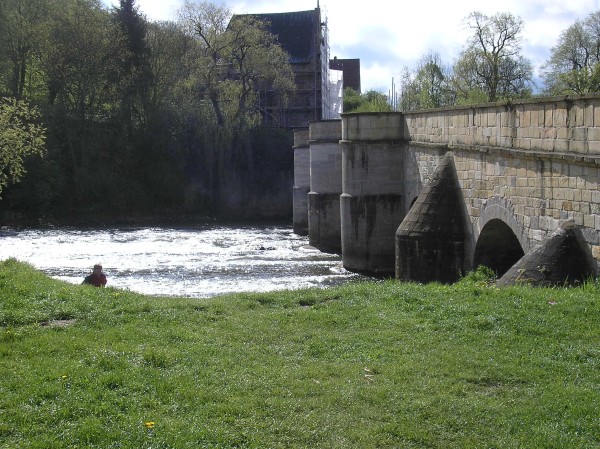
[1,258,599,448]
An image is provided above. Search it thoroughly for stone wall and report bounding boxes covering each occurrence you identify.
[404,95,600,157]
[403,95,600,267]
[297,95,600,278]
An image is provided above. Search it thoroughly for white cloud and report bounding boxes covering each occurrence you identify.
[104,0,600,92]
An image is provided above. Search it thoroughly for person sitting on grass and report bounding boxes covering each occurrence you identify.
[82,263,107,287]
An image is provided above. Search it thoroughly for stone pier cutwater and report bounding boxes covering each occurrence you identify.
[293,95,600,285]
[395,153,469,283]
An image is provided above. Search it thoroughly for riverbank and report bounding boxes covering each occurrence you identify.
[1,259,599,448]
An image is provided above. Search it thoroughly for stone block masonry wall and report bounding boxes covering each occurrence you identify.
[404,95,600,267]
[344,113,405,142]
[405,95,600,158]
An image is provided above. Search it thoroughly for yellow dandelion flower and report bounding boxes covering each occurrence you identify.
[144,421,155,429]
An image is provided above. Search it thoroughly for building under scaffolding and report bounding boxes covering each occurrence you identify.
[232,7,343,128]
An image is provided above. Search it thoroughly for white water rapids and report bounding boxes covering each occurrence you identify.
[0,223,365,298]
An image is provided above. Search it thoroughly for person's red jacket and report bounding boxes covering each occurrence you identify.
[83,273,107,287]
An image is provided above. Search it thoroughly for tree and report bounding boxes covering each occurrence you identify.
[413,53,450,108]
[400,52,454,111]
[343,88,393,113]
[343,87,363,112]
[177,1,294,130]
[0,98,45,197]
[222,14,295,171]
[44,0,125,200]
[112,0,152,133]
[453,11,533,103]
[0,0,52,99]
[146,21,193,114]
[399,67,418,111]
[177,1,233,128]
[176,0,296,201]
[542,11,600,95]
[225,15,295,129]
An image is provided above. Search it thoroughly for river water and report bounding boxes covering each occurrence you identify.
[0,223,366,298]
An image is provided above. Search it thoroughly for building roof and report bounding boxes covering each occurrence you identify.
[232,9,320,64]
[330,58,361,92]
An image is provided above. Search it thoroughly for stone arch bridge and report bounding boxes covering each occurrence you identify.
[293,95,600,285]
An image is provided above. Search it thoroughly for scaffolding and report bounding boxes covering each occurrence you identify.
[320,15,344,119]
[248,7,342,128]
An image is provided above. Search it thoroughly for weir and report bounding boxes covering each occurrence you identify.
[296,95,600,285]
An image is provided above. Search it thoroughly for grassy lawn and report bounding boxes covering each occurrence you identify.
[1,258,599,448]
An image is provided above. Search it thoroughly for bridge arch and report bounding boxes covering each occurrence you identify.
[473,197,528,276]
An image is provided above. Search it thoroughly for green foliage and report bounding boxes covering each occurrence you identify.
[112,0,153,132]
[342,87,363,111]
[0,0,296,221]
[1,259,600,447]
[458,265,498,286]
[542,11,600,95]
[454,86,489,106]
[400,52,455,111]
[0,98,45,197]
[179,5,295,131]
[452,11,533,103]
[557,63,600,95]
[343,88,392,113]
[0,0,52,99]
[400,11,534,110]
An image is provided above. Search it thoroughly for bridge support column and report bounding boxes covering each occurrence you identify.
[308,120,342,253]
[292,129,310,235]
[340,113,405,275]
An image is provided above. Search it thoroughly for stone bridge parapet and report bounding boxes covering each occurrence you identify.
[404,95,600,160]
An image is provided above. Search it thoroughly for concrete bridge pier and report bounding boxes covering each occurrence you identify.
[340,113,406,275]
[292,129,310,235]
[308,120,343,253]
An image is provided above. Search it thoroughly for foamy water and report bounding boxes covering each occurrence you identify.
[0,224,364,297]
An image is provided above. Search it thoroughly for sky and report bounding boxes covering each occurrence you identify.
[104,0,600,93]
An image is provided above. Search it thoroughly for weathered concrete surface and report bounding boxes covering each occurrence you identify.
[293,129,310,235]
[308,120,342,253]
[308,193,342,253]
[341,193,403,275]
[341,113,405,275]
